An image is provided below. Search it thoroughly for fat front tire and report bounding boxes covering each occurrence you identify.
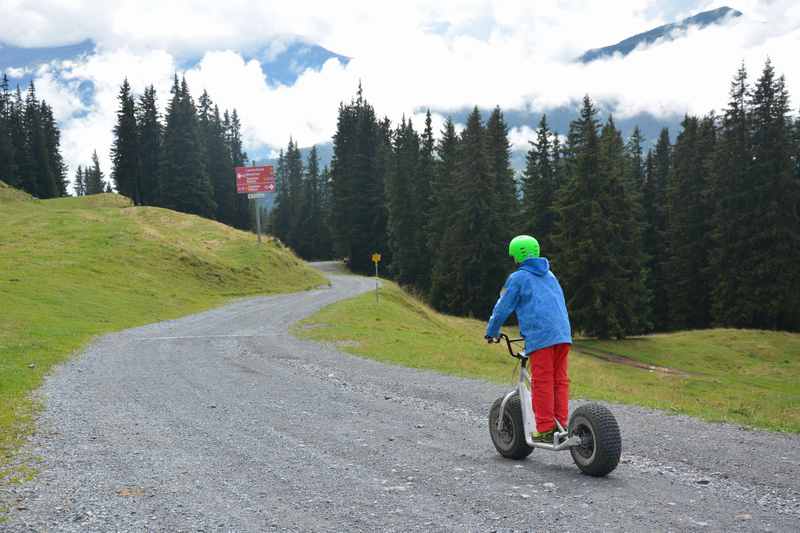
[568,403,622,477]
[489,395,533,460]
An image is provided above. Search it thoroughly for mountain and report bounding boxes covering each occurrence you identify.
[579,6,742,63]
[242,41,349,86]
[174,40,349,87]
[0,36,347,182]
[2,37,347,92]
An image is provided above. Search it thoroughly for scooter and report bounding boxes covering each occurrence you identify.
[488,334,622,477]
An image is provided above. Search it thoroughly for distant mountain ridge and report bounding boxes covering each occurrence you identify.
[579,6,742,63]
[1,38,347,88]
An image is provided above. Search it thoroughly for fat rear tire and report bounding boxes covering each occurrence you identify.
[489,395,533,460]
[568,403,621,477]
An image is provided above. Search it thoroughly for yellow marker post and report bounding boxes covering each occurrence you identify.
[371,253,382,303]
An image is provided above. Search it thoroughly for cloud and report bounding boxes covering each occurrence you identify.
[49,49,177,179]
[4,0,800,187]
[508,126,537,152]
[5,66,32,78]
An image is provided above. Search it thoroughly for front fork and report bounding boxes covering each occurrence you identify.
[496,358,581,451]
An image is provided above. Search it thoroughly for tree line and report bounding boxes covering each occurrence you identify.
[1,73,254,231]
[268,141,334,260]
[274,62,799,336]
[0,76,68,198]
[104,76,252,229]
[72,150,110,196]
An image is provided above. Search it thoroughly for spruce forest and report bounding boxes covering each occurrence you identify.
[0,75,68,198]
[2,60,798,338]
[0,74,253,230]
[103,75,253,230]
[271,61,800,337]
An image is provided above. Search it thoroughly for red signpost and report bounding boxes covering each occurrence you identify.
[235,165,275,193]
[235,165,275,243]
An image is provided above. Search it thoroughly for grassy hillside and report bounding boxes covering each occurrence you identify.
[0,183,325,471]
[294,281,800,432]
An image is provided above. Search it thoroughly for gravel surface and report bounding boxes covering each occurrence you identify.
[2,261,799,532]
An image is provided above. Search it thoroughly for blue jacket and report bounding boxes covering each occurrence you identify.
[485,257,572,354]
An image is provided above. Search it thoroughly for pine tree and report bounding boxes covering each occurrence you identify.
[330,102,356,260]
[9,87,27,191]
[159,76,216,218]
[22,82,57,198]
[73,165,85,196]
[643,128,671,329]
[741,61,800,329]
[521,114,559,255]
[624,126,653,331]
[285,139,305,249]
[271,148,290,241]
[137,85,162,205]
[372,116,392,271]
[0,74,18,187]
[413,110,435,292]
[486,106,519,231]
[198,92,236,225]
[599,116,645,336]
[484,107,519,301]
[385,117,421,286]
[554,97,631,338]
[624,126,645,195]
[294,146,331,259]
[317,164,334,258]
[329,86,387,273]
[710,64,751,327]
[431,107,502,317]
[224,109,251,230]
[666,115,698,329]
[666,115,717,329]
[85,150,105,195]
[428,118,460,309]
[214,105,237,226]
[111,78,141,204]
[295,146,317,258]
[40,102,67,196]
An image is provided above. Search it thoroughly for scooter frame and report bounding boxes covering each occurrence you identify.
[494,334,583,451]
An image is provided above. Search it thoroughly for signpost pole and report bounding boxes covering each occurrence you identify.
[371,252,381,304]
[255,201,262,244]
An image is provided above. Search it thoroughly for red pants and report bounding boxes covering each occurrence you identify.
[529,343,570,432]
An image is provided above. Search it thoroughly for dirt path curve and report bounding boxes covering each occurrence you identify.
[2,261,799,532]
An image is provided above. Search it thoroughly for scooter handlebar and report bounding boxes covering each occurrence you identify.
[497,333,525,359]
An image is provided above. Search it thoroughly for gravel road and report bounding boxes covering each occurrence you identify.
[2,261,799,532]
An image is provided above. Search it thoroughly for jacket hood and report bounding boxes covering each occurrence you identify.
[519,257,550,276]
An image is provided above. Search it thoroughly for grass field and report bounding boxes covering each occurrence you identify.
[0,182,325,474]
[294,280,800,432]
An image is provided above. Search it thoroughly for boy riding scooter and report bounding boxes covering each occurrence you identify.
[484,235,572,443]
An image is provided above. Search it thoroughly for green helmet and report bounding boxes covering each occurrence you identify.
[508,235,540,263]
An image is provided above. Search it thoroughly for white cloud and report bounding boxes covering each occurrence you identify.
[52,49,177,178]
[508,126,536,152]
[3,0,799,185]
[5,66,32,77]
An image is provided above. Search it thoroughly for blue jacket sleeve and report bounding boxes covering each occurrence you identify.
[485,274,520,338]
